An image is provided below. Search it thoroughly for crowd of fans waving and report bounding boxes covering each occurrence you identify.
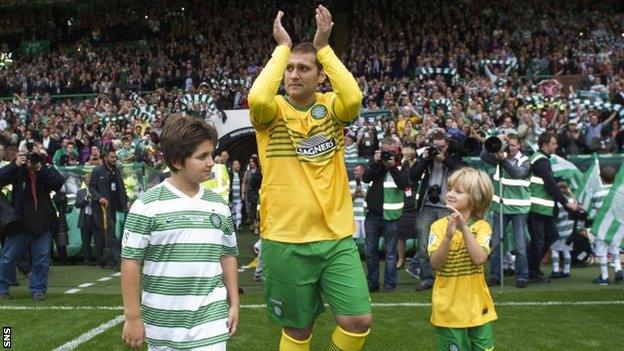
[0,0,623,168]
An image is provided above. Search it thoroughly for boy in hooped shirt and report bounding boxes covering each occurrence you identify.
[121,114,239,351]
[428,167,497,351]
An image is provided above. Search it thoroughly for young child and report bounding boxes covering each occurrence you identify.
[428,167,497,350]
[120,114,239,351]
[591,167,622,285]
[551,181,578,279]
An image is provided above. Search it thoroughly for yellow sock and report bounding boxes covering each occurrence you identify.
[279,329,311,351]
[329,325,370,351]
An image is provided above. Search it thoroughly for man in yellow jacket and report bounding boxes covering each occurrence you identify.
[248,5,371,351]
[202,160,230,204]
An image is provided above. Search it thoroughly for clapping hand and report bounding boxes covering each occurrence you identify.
[313,5,333,50]
[273,11,292,48]
[446,205,466,239]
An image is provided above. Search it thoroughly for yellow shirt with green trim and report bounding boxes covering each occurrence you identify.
[248,45,362,243]
[428,217,497,328]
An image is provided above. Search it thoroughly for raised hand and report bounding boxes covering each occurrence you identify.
[446,205,465,239]
[313,5,333,50]
[273,11,292,48]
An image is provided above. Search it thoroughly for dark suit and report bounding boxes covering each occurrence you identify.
[75,188,100,263]
[88,163,128,266]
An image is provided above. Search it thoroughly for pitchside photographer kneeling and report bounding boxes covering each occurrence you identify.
[0,146,65,301]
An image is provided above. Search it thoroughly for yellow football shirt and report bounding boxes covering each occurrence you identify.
[428,217,498,328]
[248,45,362,243]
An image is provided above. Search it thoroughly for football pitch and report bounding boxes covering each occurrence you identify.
[1,229,623,351]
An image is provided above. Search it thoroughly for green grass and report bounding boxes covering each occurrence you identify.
[1,228,623,350]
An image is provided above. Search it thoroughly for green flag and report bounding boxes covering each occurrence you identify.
[550,154,583,191]
[574,154,601,211]
[591,165,624,249]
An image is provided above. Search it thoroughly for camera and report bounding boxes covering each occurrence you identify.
[380,150,395,161]
[0,193,20,237]
[24,141,41,165]
[568,208,588,222]
[427,146,440,159]
[26,152,41,164]
[428,184,442,204]
[484,136,507,154]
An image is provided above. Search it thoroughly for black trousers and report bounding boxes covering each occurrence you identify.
[94,211,120,266]
[527,212,559,278]
[80,215,102,262]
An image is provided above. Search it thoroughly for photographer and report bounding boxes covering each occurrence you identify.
[480,134,531,288]
[363,137,409,292]
[406,130,464,291]
[0,146,65,300]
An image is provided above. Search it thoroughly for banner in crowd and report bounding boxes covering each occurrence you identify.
[591,165,624,249]
[55,163,164,257]
[20,40,50,54]
[418,67,459,84]
[479,58,519,70]
[57,163,164,206]
[359,110,391,124]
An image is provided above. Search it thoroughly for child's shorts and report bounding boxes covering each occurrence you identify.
[433,323,494,351]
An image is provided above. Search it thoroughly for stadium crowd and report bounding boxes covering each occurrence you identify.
[0,0,622,285]
[0,0,622,166]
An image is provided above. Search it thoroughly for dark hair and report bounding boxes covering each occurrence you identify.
[160,114,218,172]
[430,130,447,141]
[506,133,522,144]
[249,155,260,168]
[600,166,617,184]
[291,42,322,71]
[537,132,556,148]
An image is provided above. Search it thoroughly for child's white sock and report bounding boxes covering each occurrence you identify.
[551,250,560,273]
[562,249,571,274]
[599,255,609,280]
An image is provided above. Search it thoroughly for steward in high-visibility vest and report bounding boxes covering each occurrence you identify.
[202,163,230,204]
[493,153,531,214]
[480,134,532,287]
[527,132,581,283]
[529,151,558,216]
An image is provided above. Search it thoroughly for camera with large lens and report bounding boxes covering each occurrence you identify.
[380,150,395,161]
[568,207,588,221]
[484,136,507,154]
[25,141,41,165]
[427,146,440,159]
[0,193,20,237]
[26,152,41,164]
[428,184,442,204]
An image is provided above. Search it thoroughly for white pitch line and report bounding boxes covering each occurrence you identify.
[65,274,120,294]
[2,300,624,311]
[0,305,124,310]
[52,315,125,351]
